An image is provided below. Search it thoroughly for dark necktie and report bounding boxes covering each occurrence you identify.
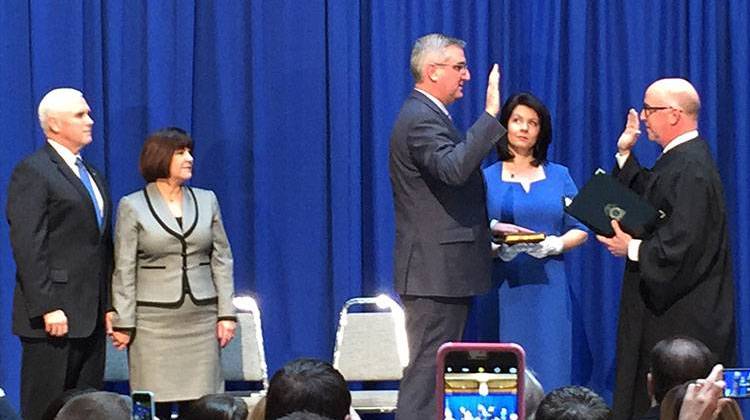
[75,157,103,229]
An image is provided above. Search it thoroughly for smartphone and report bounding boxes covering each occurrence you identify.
[723,368,750,398]
[437,342,525,420]
[132,390,155,420]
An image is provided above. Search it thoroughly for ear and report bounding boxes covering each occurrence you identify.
[426,65,440,82]
[646,372,654,398]
[669,108,682,125]
[47,115,61,133]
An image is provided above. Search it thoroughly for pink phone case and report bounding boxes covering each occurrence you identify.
[436,342,526,420]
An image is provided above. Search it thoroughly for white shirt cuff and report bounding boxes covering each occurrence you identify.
[627,239,642,261]
[490,219,498,229]
[615,152,630,168]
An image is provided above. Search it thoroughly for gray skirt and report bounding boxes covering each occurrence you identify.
[129,297,223,402]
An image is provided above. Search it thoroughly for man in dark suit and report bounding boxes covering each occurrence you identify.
[597,78,735,420]
[6,88,113,420]
[388,33,507,419]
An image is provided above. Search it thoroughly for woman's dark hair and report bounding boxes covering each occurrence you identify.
[496,92,552,166]
[139,127,193,183]
[265,358,351,420]
[183,394,249,420]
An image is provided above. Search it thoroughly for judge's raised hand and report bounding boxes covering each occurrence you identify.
[484,64,501,117]
[596,220,631,257]
[617,108,641,154]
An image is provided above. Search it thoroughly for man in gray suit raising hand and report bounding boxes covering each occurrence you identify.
[389,33,512,419]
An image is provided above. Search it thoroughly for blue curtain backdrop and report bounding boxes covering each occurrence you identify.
[1,0,748,414]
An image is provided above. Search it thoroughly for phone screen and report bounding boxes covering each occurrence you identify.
[724,368,750,398]
[132,391,155,420]
[443,349,520,420]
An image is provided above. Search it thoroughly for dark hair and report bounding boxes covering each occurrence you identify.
[496,92,552,166]
[265,358,351,420]
[649,335,715,403]
[53,391,131,420]
[535,386,611,420]
[183,394,248,420]
[139,126,193,183]
[42,387,97,420]
[277,412,335,420]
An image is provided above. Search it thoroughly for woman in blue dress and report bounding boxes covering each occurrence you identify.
[484,92,587,391]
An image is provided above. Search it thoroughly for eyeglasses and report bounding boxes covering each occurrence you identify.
[432,62,469,74]
[641,103,672,117]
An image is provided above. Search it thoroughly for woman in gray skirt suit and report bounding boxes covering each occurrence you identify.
[110,127,236,419]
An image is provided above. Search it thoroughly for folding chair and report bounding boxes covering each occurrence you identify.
[333,295,409,413]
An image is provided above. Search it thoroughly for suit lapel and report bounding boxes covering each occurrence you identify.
[145,183,183,235]
[44,145,101,225]
[181,186,197,235]
[411,91,459,138]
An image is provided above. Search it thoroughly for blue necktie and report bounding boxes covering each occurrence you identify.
[75,157,103,229]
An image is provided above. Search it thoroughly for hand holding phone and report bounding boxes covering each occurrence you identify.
[437,342,525,420]
[132,390,155,420]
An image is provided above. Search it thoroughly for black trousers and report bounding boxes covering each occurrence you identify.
[395,295,471,420]
[19,330,105,420]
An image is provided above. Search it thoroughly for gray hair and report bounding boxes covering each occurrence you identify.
[409,33,465,83]
[37,88,84,132]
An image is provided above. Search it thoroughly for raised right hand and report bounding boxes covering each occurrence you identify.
[43,309,68,337]
[617,108,641,153]
[484,64,501,117]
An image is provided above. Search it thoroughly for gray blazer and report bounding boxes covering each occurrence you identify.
[389,90,506,297]
[111,183,234,328]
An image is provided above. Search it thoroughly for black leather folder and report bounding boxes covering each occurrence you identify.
[564,170,664,238]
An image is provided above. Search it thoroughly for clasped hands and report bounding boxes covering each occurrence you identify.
[491,222,563,261]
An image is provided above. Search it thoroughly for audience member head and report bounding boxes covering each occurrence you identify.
[265,358,351,420]
[648,335,715,405]
[53,391,131,420]
[139,126,194,183]
[277,412,335,420]
[525,369,545,420]
[535,386,611,420]
[496,92,552,166]
[183,394,249,420]
[42,388,97,420]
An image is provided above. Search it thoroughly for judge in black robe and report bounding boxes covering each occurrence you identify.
[597,78,735,420]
